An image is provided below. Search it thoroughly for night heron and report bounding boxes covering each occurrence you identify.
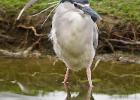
[51,0,101,87]
[17,0,101,87]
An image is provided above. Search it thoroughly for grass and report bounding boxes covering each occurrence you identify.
[91,0,140,22]
[0,0,140,22]
[0,0,56,13]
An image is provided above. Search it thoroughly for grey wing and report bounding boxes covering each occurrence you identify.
[93,23,99,50]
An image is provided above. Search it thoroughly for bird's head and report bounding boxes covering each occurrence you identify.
[17,0,90,20]
[61,0,89,4]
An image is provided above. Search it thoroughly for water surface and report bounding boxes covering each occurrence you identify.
[0,57,139,100]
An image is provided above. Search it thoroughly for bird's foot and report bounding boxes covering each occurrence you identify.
[62,81,70,91]
[89,83,94,88]
[88,80,94,88]
[62,81,69,84]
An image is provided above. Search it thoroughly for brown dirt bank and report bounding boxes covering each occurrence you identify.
[0,9,140,56]
[0,9,53,55]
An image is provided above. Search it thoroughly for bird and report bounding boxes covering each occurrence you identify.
[17,0,101,87]
[50,0,101,87]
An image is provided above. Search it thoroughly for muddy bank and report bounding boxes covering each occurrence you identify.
[0,9,140,56]
[96,52,140,64]
[98,16,140,53]
[0,9,53,55]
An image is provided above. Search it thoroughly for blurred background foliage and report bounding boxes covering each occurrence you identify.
[0,0,140,22]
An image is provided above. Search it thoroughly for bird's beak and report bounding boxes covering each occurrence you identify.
[17,0,38,20]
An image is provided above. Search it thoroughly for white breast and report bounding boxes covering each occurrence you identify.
[50,2,98,71]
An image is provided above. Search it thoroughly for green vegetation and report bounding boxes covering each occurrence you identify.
[0,0,28,9]
[0,0,56,13]
[91,0,140,22]
[0,0,140,22]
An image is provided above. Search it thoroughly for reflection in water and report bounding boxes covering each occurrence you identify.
[0,57,140,100]
[94,93,140,100]
[65,84,94,100]
[10,80,31,94]
[0,92,140,100]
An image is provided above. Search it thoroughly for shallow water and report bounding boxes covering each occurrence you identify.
[0,57,140,100]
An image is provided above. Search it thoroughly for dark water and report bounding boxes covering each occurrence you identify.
[0,57,140,100]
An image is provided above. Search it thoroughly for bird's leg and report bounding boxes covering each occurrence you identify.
[63,68,70,84]
[86,67,93,87]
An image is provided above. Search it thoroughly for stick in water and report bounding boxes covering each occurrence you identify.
[92,59,101,71]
